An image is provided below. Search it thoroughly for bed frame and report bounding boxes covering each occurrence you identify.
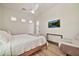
[19,43,47,56]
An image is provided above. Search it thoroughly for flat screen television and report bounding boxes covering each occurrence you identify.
[48,19,60,28]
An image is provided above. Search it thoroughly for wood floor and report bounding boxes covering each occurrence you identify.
[32,42,66,56]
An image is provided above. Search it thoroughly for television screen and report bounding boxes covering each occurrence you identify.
[48,19,60,28]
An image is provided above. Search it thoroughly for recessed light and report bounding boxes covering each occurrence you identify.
[11,16,16,21]
[21,19,26,22]
[29,20,32,24]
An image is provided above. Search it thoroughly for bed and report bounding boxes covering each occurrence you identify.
[59,38,79,56]
[0,30,47,56]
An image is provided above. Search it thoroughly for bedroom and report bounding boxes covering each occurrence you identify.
[0,3,79,56]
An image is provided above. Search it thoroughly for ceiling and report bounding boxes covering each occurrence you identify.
[0,3,58,15]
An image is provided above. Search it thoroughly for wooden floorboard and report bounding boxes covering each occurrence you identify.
[32,42,66,56]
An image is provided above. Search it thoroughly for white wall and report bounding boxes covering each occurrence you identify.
[0,6,3,29]
[36,4,79,40]
[0,6,35,34]
[0,4,79,40]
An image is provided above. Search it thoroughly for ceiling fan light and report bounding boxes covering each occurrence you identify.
[31,10,35,14]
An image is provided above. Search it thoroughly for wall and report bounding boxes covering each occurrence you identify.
[0,6,35,34]
[0,6,3,29]
[0,4,79,40]
[36,4,79,40]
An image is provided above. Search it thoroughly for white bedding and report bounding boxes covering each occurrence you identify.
[0,34,47,56]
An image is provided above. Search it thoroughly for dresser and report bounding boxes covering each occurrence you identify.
[47,33,63,43]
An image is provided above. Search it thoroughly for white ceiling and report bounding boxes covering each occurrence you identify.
[0,3,57,15]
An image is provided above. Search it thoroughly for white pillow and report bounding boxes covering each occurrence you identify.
[0,30,11,43]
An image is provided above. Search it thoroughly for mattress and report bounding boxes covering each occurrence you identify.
[0,41,11,56]
[0,34,47,56]
[10,34,47,56]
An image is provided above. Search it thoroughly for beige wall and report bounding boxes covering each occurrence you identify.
[0,6,35,34]
[0,4,79,40]
[0,6,3,29]
[36,4,79,40]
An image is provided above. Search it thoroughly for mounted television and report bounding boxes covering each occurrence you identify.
[48,19,60,28]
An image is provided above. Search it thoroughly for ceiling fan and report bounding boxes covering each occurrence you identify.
[30,4,39,14]
[22,4,39,14]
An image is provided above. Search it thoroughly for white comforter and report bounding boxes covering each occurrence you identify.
[1,34,47,56]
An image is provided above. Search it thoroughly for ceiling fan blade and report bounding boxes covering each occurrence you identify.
[33,4,39,11]
[30,4,39,14]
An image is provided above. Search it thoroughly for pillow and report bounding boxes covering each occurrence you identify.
[0,30,11,43]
